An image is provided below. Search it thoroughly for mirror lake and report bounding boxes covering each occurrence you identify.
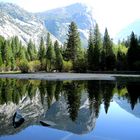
[0,78,140,140]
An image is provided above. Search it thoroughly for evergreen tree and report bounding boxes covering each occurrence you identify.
[54,40,63,72]
[87,28,94,70]
[17,42,26,60]
[14,36,20,58]
[27,39,37,61]
[127,32,140,70]
[46,33,51,48]
[102,28,116,70]
[3,40,12,68]
[11,57,16,70]
[65,22,81,65]
[117,47,127,70]
[74,47,86,72]
[100,49,106,70]
[38,37,46,69]
[46,41,56,71]
[0,36,5,58]
[0,51,3,66]
[92,24,102,70]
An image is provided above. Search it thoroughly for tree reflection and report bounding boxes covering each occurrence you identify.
[87,81,116,116]
[55,81,63,101]
[87,81,102,118]
[126,82,140,110]
[101,81,116,114]
[63,81,83,121]
[38,80,47,105]
[0,78,139,121]
[46,81,56,108]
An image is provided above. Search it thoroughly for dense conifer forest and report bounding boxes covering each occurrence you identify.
[0,21,140,73]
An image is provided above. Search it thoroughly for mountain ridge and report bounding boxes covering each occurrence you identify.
[0,2,60,47]
[115,19,140,41]
[36,3,96,47]
[0,2,96,47]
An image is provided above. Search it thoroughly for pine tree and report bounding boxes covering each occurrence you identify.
[0,35,4,49]
[46,33,51,48]
[65,22,81,65]
[18,47,26,60]
[27,39,37,61]
[54,40,63,72]
[102,28,116,70]
[87,28,94,70]
[93,24,102,70]
[14,36,20,58]
[3,40,12,68]
[0,51,3,66]
[117,46,127,70]
[38,37,46,69]
[100,49,106,70]
[11,57,16,71]
[127,32,140,70]
[46,41,56,71]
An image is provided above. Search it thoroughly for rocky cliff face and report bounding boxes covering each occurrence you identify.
[37,3,96,47]
[0,3,59,46]
[0,2,95,47]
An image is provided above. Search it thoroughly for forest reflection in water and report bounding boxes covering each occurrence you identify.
[0,78,140,137]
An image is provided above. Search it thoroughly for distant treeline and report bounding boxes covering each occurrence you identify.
[0,21,140,72]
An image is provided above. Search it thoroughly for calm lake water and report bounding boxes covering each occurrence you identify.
[0,78,140,140]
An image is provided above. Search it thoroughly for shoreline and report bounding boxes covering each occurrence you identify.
[0,73,140,81]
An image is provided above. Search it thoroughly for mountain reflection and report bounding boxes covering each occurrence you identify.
[0,79,140,136]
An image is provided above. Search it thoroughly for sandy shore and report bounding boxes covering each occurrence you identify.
[0,73,140,81]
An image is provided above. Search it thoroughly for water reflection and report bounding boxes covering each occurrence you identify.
[0,79,140,136]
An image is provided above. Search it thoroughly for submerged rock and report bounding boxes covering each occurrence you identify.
[40,120,56,127]
[13,111,25,128]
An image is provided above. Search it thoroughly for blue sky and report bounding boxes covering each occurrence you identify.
[0,0,140,37]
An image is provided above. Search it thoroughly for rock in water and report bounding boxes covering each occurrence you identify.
[13,111,25,128]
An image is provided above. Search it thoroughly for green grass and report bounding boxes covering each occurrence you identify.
[0,71,21,74]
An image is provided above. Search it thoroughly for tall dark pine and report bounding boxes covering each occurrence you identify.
[117,47,127,70]
[0,51,3,66]
[27,39,37,61]
[12,36,20,59]
[65,22,81,64]
[127,32,140,70]
[54,40,63,72]
[46,33,51,48]
[3,40,12,68]
[87,28,94,70]
[46,41,56,71]
[38,37,46,69]
[102,28,116,70]
[93,24,102,70]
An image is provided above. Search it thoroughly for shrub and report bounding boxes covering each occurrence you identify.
[18,59,29,73]
[28,60,41,72]
[62,60,73,72]
[0,64,5,72]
